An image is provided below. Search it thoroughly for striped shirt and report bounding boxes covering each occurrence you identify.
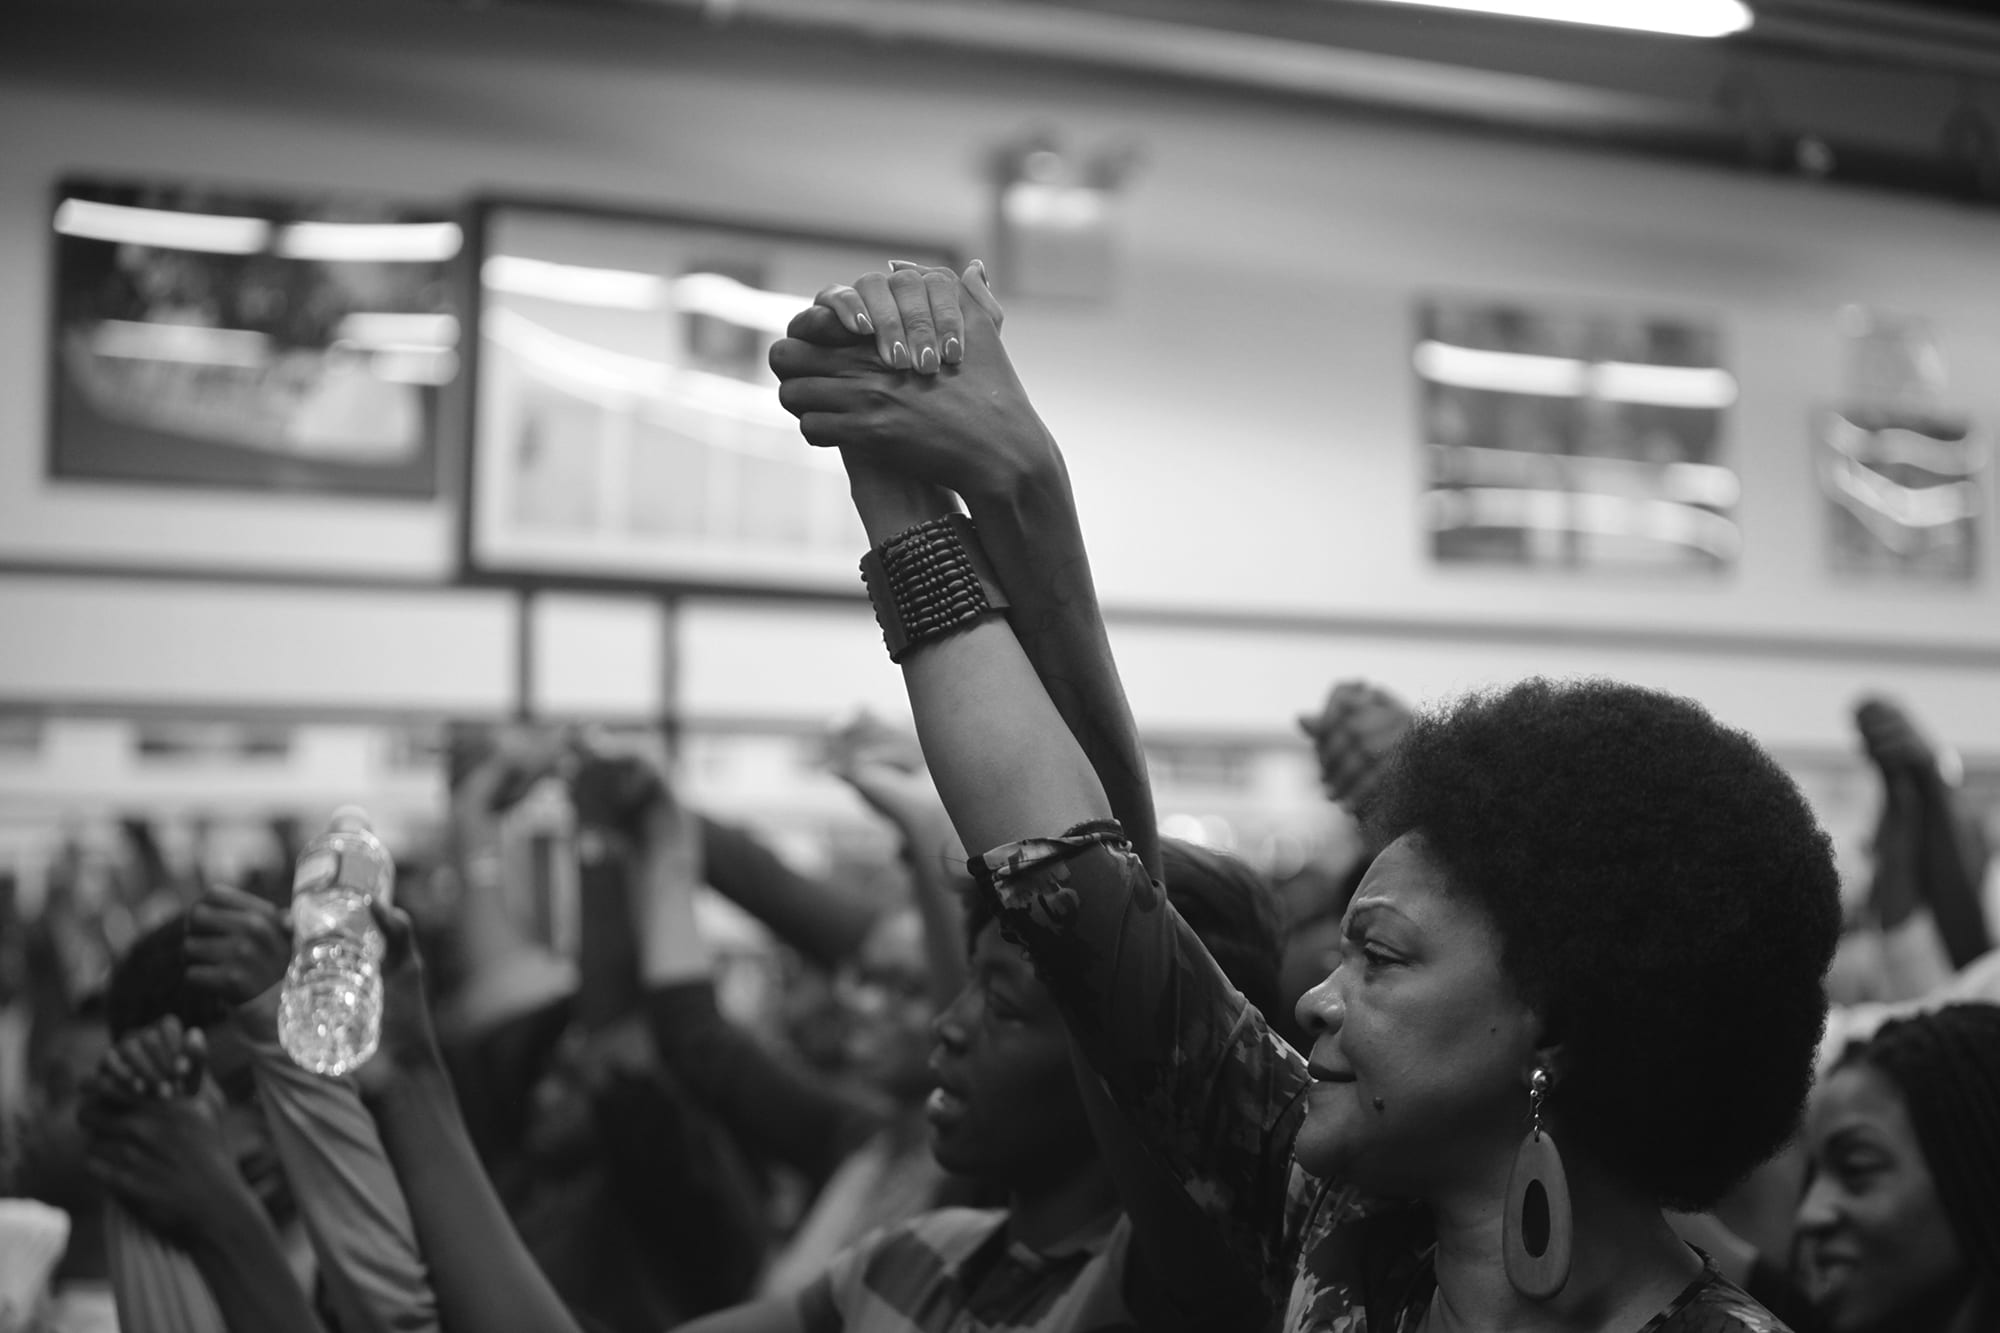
[797,1207,1137,1333]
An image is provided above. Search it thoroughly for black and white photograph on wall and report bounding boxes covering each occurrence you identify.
[1417,297,1741,573]
[47,179,461,497]
[464,200,952,592]
[1818,308,1986,583]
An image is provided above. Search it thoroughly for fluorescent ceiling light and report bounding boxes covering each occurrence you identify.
[670,273,813,334]
[1588,361,1737,409]
[1414,341,1586,396]
[335,312,461,348]
[276,221,462,263]
[1358,0,1751,39]
[90,319,271,367]
[1415,341,1738,409]
[55,199,270,254]
[484,254,666,309]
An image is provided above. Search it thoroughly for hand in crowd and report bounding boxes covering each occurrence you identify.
[356,901,443,1099]
[185,884,292,1011]
[797,257,1005,372]
[93,1014,198,1104]
[772,261,1057,505]
[1297,679,1413,809]
[79,1021,251,1247]
[836,752,956,854]
[1854,695,1940,777]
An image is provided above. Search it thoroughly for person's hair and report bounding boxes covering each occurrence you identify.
[963,836,1285,1026]
[1838,1004,2000,1279]
[105,914,231,1039]
[1355,676,1841,1211]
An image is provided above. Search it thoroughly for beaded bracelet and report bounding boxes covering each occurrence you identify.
[860,513,1010,663]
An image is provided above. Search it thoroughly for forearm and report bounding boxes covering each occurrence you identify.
[1870,775,1922,930]
[965,456,1160,879]
[643,981,886,1180]
[186,1194,325,1333]
[574,847,644,1029]
[699,817,881,969]
[1910,768,1993,968]
[240,1003,440,1333]
[366,1061,581,1333]
[903,828,971,1009]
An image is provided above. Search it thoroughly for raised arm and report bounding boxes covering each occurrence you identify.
[358,905,584,1333]
[773,292,1310,1297]
[789,270,1159,879]
[185,886,440,1333]
[84,1022,325,1333]
[626,762,892,1181]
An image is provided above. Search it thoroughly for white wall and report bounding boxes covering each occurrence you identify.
[1,4,1995,754]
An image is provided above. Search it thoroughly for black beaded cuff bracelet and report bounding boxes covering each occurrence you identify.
[860,513,1010,663]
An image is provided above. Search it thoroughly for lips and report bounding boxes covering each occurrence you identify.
[927,1052,971,1126]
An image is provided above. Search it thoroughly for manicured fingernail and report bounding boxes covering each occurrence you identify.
[918,346,939,373]
[943,336,962,364]
[855,311,873,334]
[890,341,909,369]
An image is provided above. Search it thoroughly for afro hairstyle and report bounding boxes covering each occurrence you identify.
[1355,676,1841,1210]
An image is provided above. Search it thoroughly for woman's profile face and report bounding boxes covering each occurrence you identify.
[1795,1063,1971,1332]
[1291,833,1540,1192]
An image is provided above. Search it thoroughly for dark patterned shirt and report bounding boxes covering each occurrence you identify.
[971,822,1792,1333]
[797,1207,1135,1333]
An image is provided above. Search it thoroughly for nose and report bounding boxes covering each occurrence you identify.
[931,983,974,1051]
[1295,966,1346,1038]
[1794,1171,1841,1235]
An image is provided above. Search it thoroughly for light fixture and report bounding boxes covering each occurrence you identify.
[89,319,271,368]
[275,221,463,263]
[1414,340,1739,409]
[54,199,270,254]
[1358,0,1751,39]
[483,255,666,310]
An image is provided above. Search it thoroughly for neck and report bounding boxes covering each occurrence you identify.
[1424,1151,1699,1333]
[1006,1159,1121,1253]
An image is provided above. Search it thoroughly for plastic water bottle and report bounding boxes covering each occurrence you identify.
[278,806,394,1076]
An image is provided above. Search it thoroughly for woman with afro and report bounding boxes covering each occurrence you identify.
[768,263,1847,1332]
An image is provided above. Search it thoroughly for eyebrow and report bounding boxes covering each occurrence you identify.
[1344,900,1415,929]
[1821,1125,1894,1159]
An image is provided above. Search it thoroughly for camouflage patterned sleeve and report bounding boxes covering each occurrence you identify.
[973,820,1314,1295]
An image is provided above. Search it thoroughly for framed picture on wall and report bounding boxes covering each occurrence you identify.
[461,197,955,593]
[48,177,462,497]
[1416,296,1741,573]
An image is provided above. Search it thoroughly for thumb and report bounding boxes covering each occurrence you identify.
[370,899,418,971]
[960,260,1005,331]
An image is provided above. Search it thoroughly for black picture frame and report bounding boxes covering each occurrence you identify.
[46,176,464,499]
[458,194,957,595]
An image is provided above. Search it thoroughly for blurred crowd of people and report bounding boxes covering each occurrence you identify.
[0,263,1996,1333]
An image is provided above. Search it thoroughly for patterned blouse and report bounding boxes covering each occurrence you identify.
[971,822,1793,1333]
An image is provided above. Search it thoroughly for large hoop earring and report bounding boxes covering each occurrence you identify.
[1503,1067,1573,1299]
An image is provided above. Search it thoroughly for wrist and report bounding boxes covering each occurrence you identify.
[182,1178,277,1264]
[231,985,282,1044]
[848,467,959,548]
[959,422,1064,511]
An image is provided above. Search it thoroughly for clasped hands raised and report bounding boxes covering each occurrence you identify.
[770,260,1056,508]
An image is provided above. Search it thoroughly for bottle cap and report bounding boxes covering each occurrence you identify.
[328,805,374,833]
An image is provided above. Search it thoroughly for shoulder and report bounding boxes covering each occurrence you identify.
[1655,1270,1796,1333]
